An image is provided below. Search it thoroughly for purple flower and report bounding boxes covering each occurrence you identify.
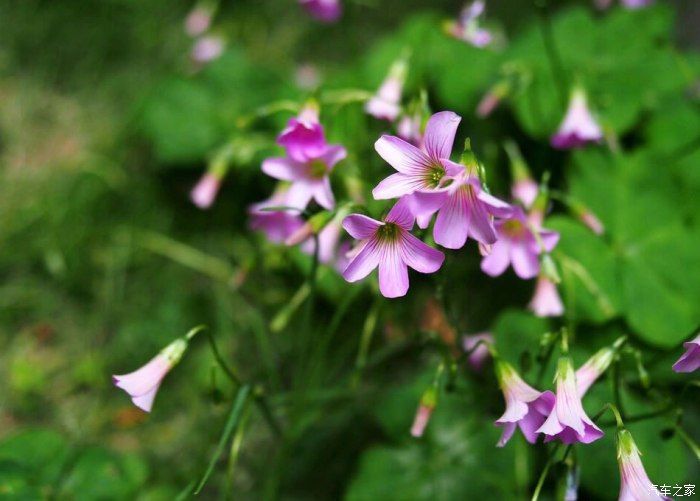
[341,199,444,298]
[396,111,423,147]
[300,0,341,22]
[537,357,604,444]
[617,429,671,501]
[551,88,603,149]
[190,172,222,209]
[672,334,700,373]
[462,332,494,371]
[494,360,555,447]
[447,1,493,48]
[576,347,615,397]
[481,206,559,280]
[249,187,305,243]
[184,6,213,37]
[191,35,225,64]
[263,109,346,210]
[113,339,188,412]
[528,275,564,317]
[406,170,512,249]
[297,212,347,265]
[372,111,463,200]
[365,60,406,122]
[511,178,539,209]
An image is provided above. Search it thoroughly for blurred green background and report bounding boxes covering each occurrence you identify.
[1,0,699,499]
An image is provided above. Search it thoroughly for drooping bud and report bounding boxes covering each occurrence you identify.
[365,57,408,121]
[616,429,671,500]
[528,275,564,317]
[476,81,510,118]
[504,140,538,208]
[410,386,438,437]
[113,337,189,412]
[575,347,615,397]
[285,210,335,246]
[462,332,494,371]
[191,34,225,65]
[184,3,216,37]
[190,141,235,209]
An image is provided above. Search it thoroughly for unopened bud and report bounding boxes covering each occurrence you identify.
[410,387,438,437]
[541,254,561,283]
[285,210,334,246]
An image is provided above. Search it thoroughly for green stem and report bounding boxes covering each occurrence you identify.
[675,425,700,461]
[534,0,568,108]
[352,300,380,388]
[531,443,561,501]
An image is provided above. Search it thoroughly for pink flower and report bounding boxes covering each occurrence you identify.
[672,334,700,373]
[300,0,341,22]
[579,210,605,235]
[191,35,225,64]
[528,275,564,317]
[512,178,539,209]
[407,170,512,249]
[365,60,406,121]
[410,387,438,438]
[551,88,603,149]
[263,109,346,210]
[616,429,671,501]
[373,111,463,200]
[576,347,615,397]
[342,199,444,298]
[447,1,493,48]
[190,172,222,209]
[249,187,305,243]
[297,211,348,265]
[396,111,423,147]
[462,332,494,371]
[537,357,604,444]
[481,206,559,280]
[184,6,213,37]
[494,360,555,447]
[113,339,188,412]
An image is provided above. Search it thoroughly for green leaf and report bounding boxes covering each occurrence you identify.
[0,428,69,486]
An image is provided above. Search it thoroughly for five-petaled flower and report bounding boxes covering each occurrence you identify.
[481,206,559,280]
[551,88,603,149]
[342,199,444,298]
[263,108,347,210]
[494,360,555,447]
[113,338,188,413]
[537,357,604,444]
[672,334,700,373]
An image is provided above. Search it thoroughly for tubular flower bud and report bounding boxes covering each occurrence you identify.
[113,338,188,412]
[616,429,671,501]
[365,59,407,121]
[494,360,555,447]
[536,357,604,444]
[575,347,615,396]
[410,387,438,437]
[551,88,603,150]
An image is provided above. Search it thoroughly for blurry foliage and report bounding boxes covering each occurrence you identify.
[1,0,699,499]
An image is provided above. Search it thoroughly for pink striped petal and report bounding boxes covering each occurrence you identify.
[374,135,432,175]
[372,172,426,200]
[423,111,461,160]
[400,232,444,273]
[378,246,409,298]
[343,239,381,282]
[262,157,305,181]
[481,240,510,277]
[433,190,470,249]
[343,214,382,239]
[510,243,540,279]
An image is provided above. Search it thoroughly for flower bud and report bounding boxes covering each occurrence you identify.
[410,387,438,437]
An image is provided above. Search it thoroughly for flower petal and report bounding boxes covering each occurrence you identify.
[312,178,335,209]
[343,214,382,239]
[400,232,444,274]
[372,172,426,200]
[433,189,470,249]
[374,135,432,175]
[477,190,513,218]
[318,144,347,170]
[386,197,415,230]
[406,191,448,229]
[342,238,380,283]
[467,198,498,245]
[378,246,409,298]
[131,385,159,413]
[510,242,540,279]
[423,111,461,160]
[481,239,510,277]
[540,229,560,252]
[262,157,305,181]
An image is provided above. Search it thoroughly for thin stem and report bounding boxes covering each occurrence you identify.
[675,425,700,461]
[351,300,381,388]
[534,0,568,108]
[531,443,561,501]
